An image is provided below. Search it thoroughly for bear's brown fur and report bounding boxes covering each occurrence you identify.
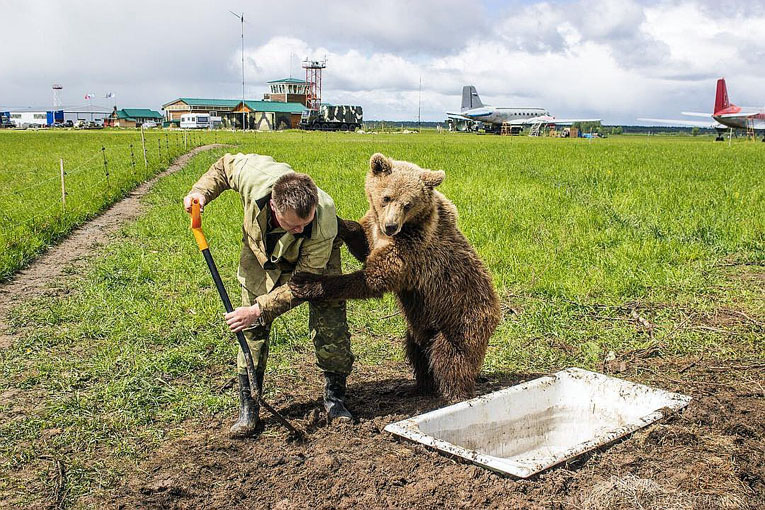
[290,153,501,399]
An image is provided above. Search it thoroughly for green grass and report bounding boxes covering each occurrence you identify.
[0,129,245,281]
[0,131,763,506]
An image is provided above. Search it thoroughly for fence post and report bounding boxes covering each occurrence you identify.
[184,130,187,150]
[158,138,162,162]
[130,143,136,176]
[141,127,148,168]
[102,146,109,188]
[165,132,169,159]
[60,158,66,213]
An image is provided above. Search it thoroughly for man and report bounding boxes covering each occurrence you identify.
[183,153,354,438]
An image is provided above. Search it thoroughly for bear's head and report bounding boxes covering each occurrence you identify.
[365,153,445,237]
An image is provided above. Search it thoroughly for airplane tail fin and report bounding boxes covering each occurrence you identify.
[461,85,483,111]
[714,78,730,114]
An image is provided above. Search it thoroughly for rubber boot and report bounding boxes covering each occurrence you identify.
[229,372,262,438]
[324,372,353,422]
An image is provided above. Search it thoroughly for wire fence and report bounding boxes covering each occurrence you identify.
[0,129,219,280]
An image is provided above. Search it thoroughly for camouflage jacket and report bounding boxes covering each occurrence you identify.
[190,153,338,322]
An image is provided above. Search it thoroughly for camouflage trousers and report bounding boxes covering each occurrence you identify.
[236,242,354,377]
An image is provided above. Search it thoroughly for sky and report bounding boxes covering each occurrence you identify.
[1,0,764,124]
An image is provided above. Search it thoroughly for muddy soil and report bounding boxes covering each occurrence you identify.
[0,144,225,349]
[104,357,764,510]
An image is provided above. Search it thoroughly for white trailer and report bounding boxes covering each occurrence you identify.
[180,113,210,129]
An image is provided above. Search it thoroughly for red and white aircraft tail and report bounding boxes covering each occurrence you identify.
[639,77,765,138]
[714,78,731,115]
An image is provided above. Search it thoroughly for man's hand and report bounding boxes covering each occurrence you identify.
[289,272,325,300]
[225,304,261,333]
[184,192,206,213]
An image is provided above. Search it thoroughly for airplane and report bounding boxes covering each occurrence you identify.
[638,78,765,141]
[446,85,601,134]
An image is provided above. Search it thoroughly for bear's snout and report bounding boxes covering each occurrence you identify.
[385,223,399,236]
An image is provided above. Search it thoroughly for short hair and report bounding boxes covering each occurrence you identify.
[272,172,318,219]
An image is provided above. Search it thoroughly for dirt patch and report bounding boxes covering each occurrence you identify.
[100,357,764,510]
[0,144,225,349]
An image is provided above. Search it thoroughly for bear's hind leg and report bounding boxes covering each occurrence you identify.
[405,331,437,395]
[428,331,483,400]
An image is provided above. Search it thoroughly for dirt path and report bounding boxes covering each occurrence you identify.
[0,144,225,349]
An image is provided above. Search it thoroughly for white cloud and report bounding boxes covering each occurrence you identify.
[644,2,765,79]
[1,0,763,122]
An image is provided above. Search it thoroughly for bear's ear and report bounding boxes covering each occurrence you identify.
[369,153,392,175]
[420,169,445,188]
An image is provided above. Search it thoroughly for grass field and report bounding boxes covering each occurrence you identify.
[0,129,243,281]
[0,131,763,506]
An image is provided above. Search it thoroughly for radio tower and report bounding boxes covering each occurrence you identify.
[52,84,63,110]
[302,58,326,111]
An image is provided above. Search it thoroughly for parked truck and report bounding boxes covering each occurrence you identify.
[0,112,14,129]
[299,105,363,131]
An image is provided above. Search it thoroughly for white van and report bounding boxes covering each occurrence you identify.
[180,113,210,129]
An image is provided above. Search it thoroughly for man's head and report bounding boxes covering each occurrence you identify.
[270,172,318,234]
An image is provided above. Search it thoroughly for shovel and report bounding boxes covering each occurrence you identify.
[189,198,304,439]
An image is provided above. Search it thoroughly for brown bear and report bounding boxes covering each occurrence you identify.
[290,153,501,399]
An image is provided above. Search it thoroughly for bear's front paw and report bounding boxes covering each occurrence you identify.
[336,218,361,241]
[289,272,325,299]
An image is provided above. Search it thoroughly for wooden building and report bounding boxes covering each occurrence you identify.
[104,108,163,128]
[229,101,305,130]
[161,98,240,122]
[163,79,309,130]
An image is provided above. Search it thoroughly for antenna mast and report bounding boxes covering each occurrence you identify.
[418,76,421,132]
[302,58,326,111]
[229,11,245,129]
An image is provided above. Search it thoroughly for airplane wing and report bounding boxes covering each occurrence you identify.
[510,116,601,126]
[638,117,721,128]
[543,118,601,125]
[684,110,764,123]
[680,111,713,118]
[446,111,471,121]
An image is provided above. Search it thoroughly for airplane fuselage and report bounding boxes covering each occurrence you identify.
[462,106,550,125]
[713,107,765,130]
[449,86,599,131]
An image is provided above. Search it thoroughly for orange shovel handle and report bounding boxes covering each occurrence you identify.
[190,199,208,251]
